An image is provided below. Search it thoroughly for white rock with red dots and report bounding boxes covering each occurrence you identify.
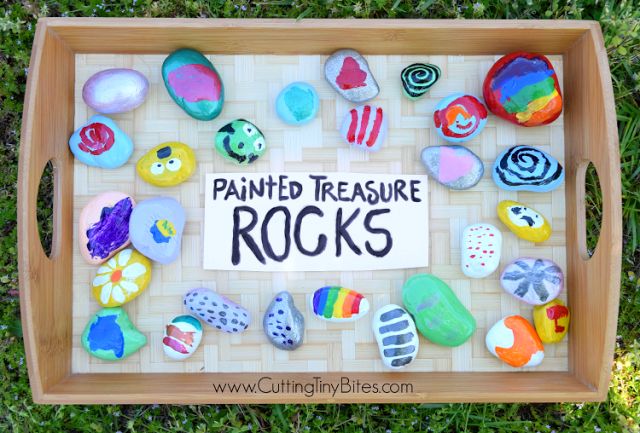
[461,223,502,278]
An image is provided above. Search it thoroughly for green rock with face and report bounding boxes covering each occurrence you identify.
[215,119,266,165]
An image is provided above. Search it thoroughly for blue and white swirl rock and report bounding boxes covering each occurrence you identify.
[68,115,133,169]
[372,304,419,369]
[492,145,564,192]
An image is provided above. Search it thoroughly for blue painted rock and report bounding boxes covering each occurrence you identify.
[325,49,379,103]
[500,257,563,305]
[79,191,135,265]
[339,104,387,152]
[461,223,502,278]
[162,315,203,360]
[433,93,488,143]
[372,304,419,369]
[421,145,483,190]
[81,307,146,361]
[310,286,370,322]
[183,288,250,333]
[82,68,148,114]
[162,48,224,121]
[68,115,133,169]
[215,119,266,164]
[401,63,440,99]
[493,145,564,192]
[263,291,304,350]
[129,197,185,264]
[275,82,319,125]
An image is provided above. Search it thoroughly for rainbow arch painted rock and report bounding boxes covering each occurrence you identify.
[310,286,370,322]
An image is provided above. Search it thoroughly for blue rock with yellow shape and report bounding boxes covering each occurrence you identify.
[275,82,319,125]
[129,197,185,264]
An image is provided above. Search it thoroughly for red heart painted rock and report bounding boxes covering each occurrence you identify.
[336,57,367,90]
[325,49,379,103]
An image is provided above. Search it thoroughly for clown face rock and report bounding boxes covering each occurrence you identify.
[485,315,544,368]
[215,119,266,165]
[433,93,488,143]
[461,223,502,278]
[162,315,203,360]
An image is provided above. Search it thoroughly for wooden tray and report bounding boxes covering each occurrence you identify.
[18,18,621,404]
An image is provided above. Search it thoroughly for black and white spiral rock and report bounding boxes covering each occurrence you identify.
[401,63,441,99]
[492,145,564,192]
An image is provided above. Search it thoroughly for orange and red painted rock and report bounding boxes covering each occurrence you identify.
[486,315,544,368]
[533,299,570,344]
[433,93,488,143]
[162,315,203,360]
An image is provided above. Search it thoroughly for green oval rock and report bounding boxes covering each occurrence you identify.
[402,273,476,346]
[162,48,224,121]
[81,307,147,361]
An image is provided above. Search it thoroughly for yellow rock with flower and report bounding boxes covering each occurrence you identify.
[92,248,151,307]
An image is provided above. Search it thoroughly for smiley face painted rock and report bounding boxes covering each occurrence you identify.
[275,82,319,126]
[372,304,420,369]
[79,191,134,265]
[421,145,484,190]
[324,49,379,103]
[183,288,251,333]
[339,105,387,152]
[310,286,370,322]
[81,307,147,361]
[461,223,502,278]
[401,63,440,100]
[137,142,196,187]
[533,299,570,344]
[486,315,544,368]
[162,48,224,121]
[433,93,488,143]
[500,257,563,305]
[68,115,133,169]
[163,315,203,360]
[91,248,151,307]
[263,291,305,351]
[215,119,266,165]
[82,68,149,114]
[497,200,552,243]
[493,145,564,192]
[129,197,185,264]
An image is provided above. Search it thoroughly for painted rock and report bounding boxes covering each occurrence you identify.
[401,63,440,100]
[81,307,146,361]
[263,291,304,351]
[129,197,185,264]
[92,248,151,307]
[483,52,562,127]
[493,145,564,192]
[275,82,319,126]
[183,288,250,333]
[215,119,266,165]
[420,145,483,190]
[162,315,203,360]
[433,93,488,143]
[79,191,134,265]
[339,104,387,152]
[372,304,419,369]
[324,49,379,103]
[136,142,196,187]
[497,200,551,243]
[310,286,370,322]
[533,299,570,344]
[402,274,476,346]
[500,257,563,305]
[486,315,544,368]
[68,115,133,169]
[162,48,224,121]
[461,223,502,278]
[82,68,148,114]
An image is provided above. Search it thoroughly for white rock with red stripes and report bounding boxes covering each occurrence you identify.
[339,104,387,152]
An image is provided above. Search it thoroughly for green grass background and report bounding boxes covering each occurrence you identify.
[1,1,638,432]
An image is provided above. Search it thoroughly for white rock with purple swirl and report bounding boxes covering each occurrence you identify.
[82,68,149,114]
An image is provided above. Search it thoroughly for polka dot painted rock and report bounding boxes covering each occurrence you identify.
[497,200,551,243]
[162,315,203,360]
[500,257,563,305]
[78,191,134,265]
[533,299,570,344]
[162,48,224,121]
[420,145,484,190]
[433,93,488,143]
[136,142,196,187]
[68,115,133,169]
[339,104,387,152]
[215,119,266,165]
[92,248,151,307]
[82,68,149,114]
[461,223,502,278]
[324,49,379,103]
[263,291,304,351]
[486,315,544,368]
[129,197,185,265]
[81,307,147,361]
[310,286,369,322]
[493,145,564,192]
[372,304,419,369]
[401,63,440,100]
[275,82,319,125]
[183,288,250,333]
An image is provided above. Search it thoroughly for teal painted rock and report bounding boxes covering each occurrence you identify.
[68,115,133,169]
[81,307,146,361]
[162,48,224,121]
[275,82,319,125]
[402,273,476,347]
[215,119,266,164]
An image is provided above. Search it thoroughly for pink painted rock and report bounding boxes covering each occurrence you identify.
[421,145,484,190]
[82,68,149,114]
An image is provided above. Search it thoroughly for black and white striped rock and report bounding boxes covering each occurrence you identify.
[183,288,250,333]
[372,304,419,369]
[263,291,304,351]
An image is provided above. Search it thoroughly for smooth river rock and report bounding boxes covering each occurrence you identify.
[136,141,196,187]
[493,145,564,192]
[82,68,148,114]
[275,82,319,125]
[339,104,387,152]
[68,115,133,169]
[129,197,185,264]
[81,307,147,361]
[461,223,502,278]
[433,93,488,143]
[497,200,552,243]
[401,63,440,100]
[263,291,304,350]
[91,248,151,307]
[533,299,570,344]
[372,304,419,369]
[500,257,563,305]
[486,315,544,368]
[215,119,266,165]
[162,315,203,360]
[310,286,370,322]
[183,288,250,333]
[325,49,379,102]
[420,145,484,190]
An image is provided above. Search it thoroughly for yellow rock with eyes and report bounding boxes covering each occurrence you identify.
[136,141,196,187]
[497,200,552,243]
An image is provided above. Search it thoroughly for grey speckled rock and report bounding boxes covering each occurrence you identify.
[324,49,379,103]
[183,288,250,333]
[263,291,304,350]
[421,145,484,190]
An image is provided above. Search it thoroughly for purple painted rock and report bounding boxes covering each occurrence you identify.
[82,68,149,114]
[500,257,563,305]
[183,288,250,333]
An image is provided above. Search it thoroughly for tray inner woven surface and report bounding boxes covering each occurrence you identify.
[72,54,567,373]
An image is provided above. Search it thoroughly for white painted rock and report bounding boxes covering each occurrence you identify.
[500,257,563,305]
[183,288,250,333]
[162,315,203,360]
[339,104,387,152]
[486,315,544,368]
[461,223,502,278]
[372,304,419,369]
[82,68,149,114]
[324,49,379,102]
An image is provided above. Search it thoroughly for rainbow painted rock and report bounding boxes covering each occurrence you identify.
[483,52,562,127]
[500,257,563,305]
[497,200,551,243]
[81,307,146,361]
[401,63,440,100]
[79,191,134,265]
[493,145,564,192]
[421,145,484,190]
[275,82,319,126]
[263,291,304,350]
[372,304,420,369]
[433,93,488,143]
[68,115,133,169]
[215,119,266,165]
[163,315,203,360]
[82,68,149,114]
[91,248,151,307]
[324,49,379,103]
[461,223,502,278]
[183,288,250,333]
[533,299,570,344]
[136,142,196,187]
[402,274,476,347]
[339,104,387,152]
[129,197,185,264]
[486,315,544,368]
[310,286,370,322]
[162,48,224,121]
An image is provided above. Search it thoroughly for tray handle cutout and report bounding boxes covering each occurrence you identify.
[36,160,57,258]
[575,160,603,261]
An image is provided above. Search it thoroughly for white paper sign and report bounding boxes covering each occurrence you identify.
[203,173,429,271]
